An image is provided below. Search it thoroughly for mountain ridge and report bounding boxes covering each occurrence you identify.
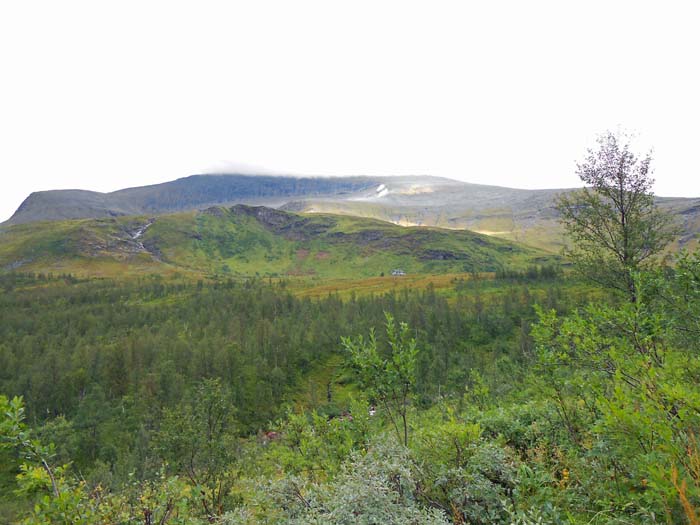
[4,174,383,226]
[5,173,700,253]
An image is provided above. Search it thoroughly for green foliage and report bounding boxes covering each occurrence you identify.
[556,130,676,302]
[2,272,581,521]
[532,256,700,521]
[411,407,518,524]
[1,394,99,525]
[7,248,700,523]
[270,402,371,479]
[261,438,450,524]
[155,378,240,520]
[2,395,209,524]
[343,313,418,446]
[463,369,490,410]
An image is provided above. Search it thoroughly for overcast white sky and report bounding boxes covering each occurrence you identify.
[1,1,698,222]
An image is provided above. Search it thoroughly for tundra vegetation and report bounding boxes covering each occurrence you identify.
[2,133,700,524]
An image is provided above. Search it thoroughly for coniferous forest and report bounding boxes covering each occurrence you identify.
[2,134,700,524]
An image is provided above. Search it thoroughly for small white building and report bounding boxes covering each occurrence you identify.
[391,269,406,276]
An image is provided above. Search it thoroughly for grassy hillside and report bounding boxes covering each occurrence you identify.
[8,175,699,254]
[0,205,551,280]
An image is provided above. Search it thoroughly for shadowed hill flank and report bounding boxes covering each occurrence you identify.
[0,205,550,278]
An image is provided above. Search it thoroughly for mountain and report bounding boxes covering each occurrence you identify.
[0,205,550,278]
[282,180,700,253]
[5,174,700,253]
[3,174,380,226]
